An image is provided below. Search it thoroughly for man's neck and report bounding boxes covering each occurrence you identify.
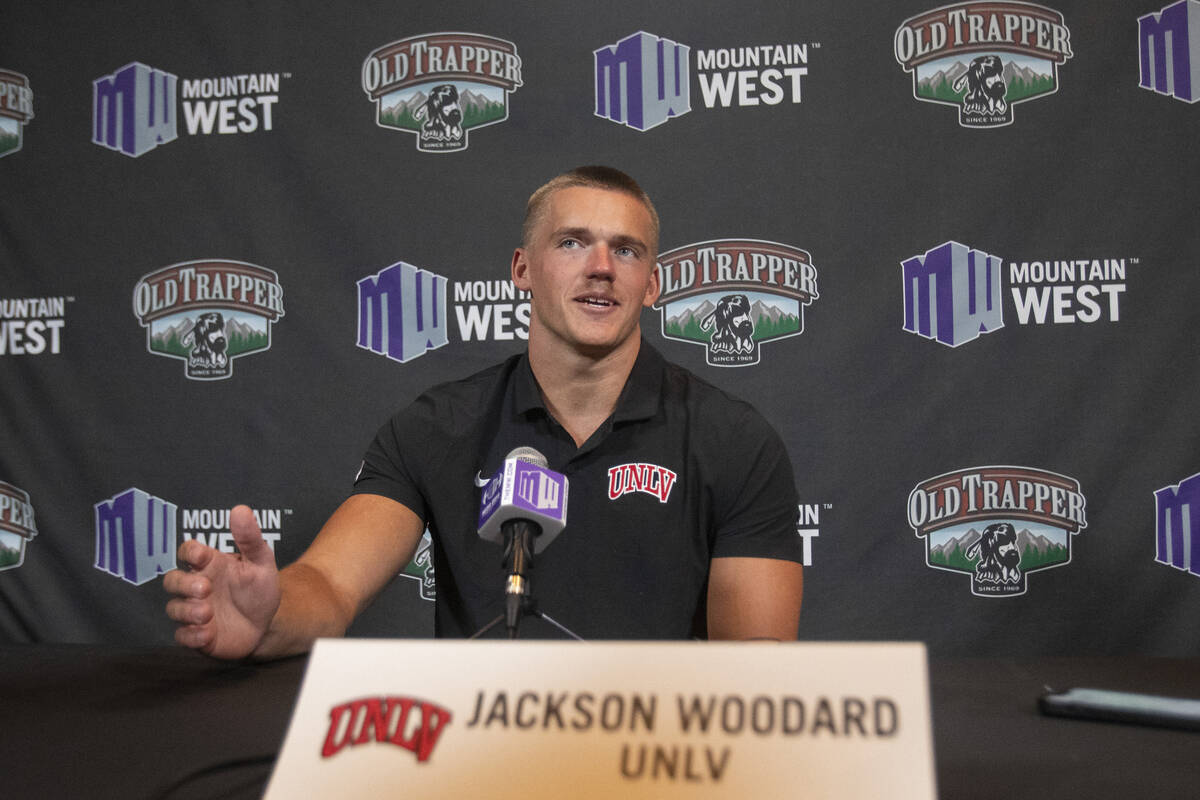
[527,334,641,448]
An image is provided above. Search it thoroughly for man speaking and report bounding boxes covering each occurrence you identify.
[164,166,804,657]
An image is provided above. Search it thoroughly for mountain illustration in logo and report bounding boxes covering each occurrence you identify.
[379,87,507,132]
[663,297,800,343]
[928,526,1069,573]
[149,315,268,358]
[916,58,1056,105]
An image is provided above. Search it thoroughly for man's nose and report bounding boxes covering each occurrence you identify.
[587,246,616,278]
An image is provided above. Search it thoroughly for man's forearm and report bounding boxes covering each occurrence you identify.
[251,562,356,660]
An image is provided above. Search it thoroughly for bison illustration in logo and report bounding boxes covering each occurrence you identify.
[416,84,464,146]
[953,55,1008,117]
[182,312,228,370]
[965,522,1022,586]
[701,294,755,356]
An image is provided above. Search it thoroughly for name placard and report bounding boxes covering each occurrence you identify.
[265,640,936,799]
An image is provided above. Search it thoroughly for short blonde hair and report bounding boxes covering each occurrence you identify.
[521,165,660,251]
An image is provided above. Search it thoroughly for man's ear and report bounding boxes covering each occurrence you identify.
[642,263,661,308]
[511,248,531,290]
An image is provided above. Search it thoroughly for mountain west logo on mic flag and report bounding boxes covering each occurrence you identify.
[0,482,37,571]
[0,69,33,158]
[361,33,523,152]
[894,3,1073,128]
[908,466,1086,597]
[133,260,285,380]
[654,239,818,367]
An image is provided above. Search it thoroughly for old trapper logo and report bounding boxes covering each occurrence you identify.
[0,482,37,571]
[895,3,1073,128]
[0,69,33,158]
[909,466,1087,597]
[133,260,285,380]
[361,33,523,152]
[401,530,437,601]
[655,239,818,367]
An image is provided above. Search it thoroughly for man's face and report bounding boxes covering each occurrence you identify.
[512,186,660,359]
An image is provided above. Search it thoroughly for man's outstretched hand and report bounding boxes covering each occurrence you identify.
[164,504,281,660]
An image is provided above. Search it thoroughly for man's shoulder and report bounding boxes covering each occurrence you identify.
[389,352,522,430]
[656,350,765,423]
[418,353,521,402]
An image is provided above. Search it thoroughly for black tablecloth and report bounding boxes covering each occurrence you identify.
[1,645,1196,799]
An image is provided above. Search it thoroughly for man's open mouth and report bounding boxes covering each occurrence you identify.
[577,296,616,308]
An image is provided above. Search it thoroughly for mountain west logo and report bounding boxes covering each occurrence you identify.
[0,482,37,571]
[902,241,1131,346]
[902,241,1004,347]
[1139,1,1200,103]
[95,488,177,585]
[1,296,69,356]
[595,31,816,131]
[93,63,284,157]
[655,239,818,367]
[358,261,537,364]
[133,260,285,379]
[358,261,449,363]
[1155,471,1200,578]
[895,3,1073,127]
[361,33,523,152]
[0,69,33,158]
[96,491,286,585]
[909,466,1087,596]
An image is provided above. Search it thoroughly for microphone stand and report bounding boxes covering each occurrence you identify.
[468,521,584,641]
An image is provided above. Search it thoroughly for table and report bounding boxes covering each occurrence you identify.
[1,646,1196,799]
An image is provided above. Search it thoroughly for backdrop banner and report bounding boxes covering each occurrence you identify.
[2,0,1198,656]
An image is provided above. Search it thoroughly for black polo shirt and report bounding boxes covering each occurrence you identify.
[352,340,802,639]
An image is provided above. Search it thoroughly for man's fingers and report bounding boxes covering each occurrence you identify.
[177,538,217,571]
[174,623,214,650]
[163,569,210,598]
[229,504,276,568]
[166,596,213,626]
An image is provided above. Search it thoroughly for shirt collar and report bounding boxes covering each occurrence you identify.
[512,338,664,423]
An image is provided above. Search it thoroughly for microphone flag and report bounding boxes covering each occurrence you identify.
[477,455,568,553]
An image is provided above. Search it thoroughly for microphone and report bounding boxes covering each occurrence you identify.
[477,447,569,638]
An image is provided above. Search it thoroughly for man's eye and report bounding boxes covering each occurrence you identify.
[616,246,636,257]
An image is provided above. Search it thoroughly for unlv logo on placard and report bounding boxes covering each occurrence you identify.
[321,696,452,762]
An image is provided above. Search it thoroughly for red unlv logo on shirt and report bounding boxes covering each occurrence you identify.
[607,463,678,503]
